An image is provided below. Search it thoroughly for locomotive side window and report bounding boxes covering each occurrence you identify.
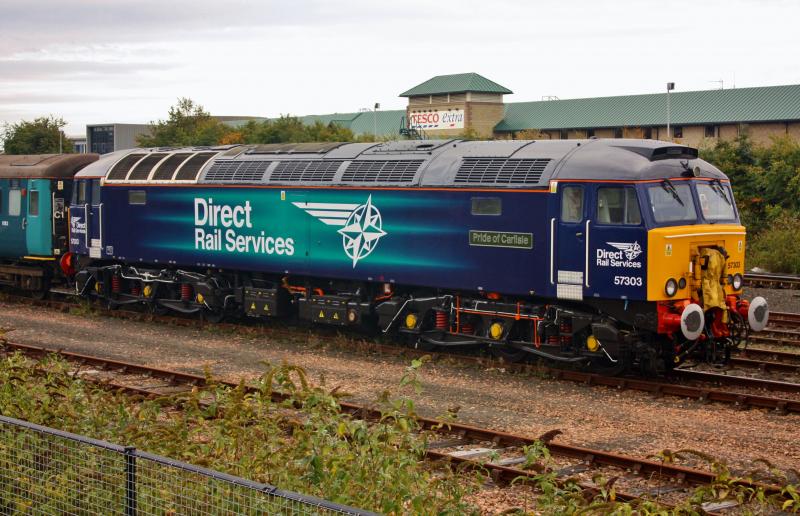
[8,189,21,217]
[471,197,502,216]
[560,186,584,223]
[596,188,641,225]
[91,179,101,205]
[77,181,88,205]
[647,183,697,223]
[128,190,147,205]
[0,188,3,214]
[28,190,39,216]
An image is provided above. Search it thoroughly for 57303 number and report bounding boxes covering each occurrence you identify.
[614,276,642,286]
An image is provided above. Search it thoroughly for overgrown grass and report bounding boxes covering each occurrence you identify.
[0,340,797,514]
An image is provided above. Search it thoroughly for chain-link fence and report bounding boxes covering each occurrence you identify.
[0,415,376,515]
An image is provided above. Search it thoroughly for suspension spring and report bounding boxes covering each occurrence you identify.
[111,275,121,294]
[461,323,474,335]
[434,310,448,331]
[130,285,141,297]
[559,321,572,347]
[180,283,193,302]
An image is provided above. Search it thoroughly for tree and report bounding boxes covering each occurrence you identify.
[1,116,73,154]
[136,98,234,147]
[237,116,356,144]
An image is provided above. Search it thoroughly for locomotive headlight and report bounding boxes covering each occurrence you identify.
[664,278,678,297]
[678,278,687,290]
[731,273,743,291]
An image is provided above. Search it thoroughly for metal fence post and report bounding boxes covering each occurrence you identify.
[124,446,137,516]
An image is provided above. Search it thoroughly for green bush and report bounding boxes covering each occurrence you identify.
[701,135,800,272]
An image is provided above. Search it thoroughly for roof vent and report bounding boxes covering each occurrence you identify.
[174,152,218,181]
[269,160,342,182]
[205,161,272,182]
[341,160,423,183]
[127,153,168,181]
[152,153,193,180]
[107,154,147,181]
[455,158,551,184]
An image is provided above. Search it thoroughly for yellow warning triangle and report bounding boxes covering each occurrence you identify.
[333,313,339,320]
[250,302,256,310]
[264,304,269,311]
[319,310,325,318]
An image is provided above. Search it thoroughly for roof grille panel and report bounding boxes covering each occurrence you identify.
[204,161,272,182]
[341,160,423,183]
[127,153,168,181]
[107,154,146,180]
[152,153,192,180]
[269,160,341,182]
[175,152,217,181]
[455,158,551,184]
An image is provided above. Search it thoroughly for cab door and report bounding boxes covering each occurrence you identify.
[555,184,588,300]
[25,179,52,256]
[87,179,103,258]
[69,179,90,255]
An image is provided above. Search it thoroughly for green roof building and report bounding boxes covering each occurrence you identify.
[226,73,800,146]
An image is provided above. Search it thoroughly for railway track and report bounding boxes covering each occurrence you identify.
[3,292,800,416]
[0,339,789,512]
[744,272,800,289]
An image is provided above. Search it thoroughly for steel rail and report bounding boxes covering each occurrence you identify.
[1,339,782,502]
[3,294,800,413]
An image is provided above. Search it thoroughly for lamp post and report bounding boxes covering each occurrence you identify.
[666,82,675,141]
[373,102,380,139]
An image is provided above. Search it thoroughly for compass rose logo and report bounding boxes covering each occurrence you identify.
[293,195,388,267]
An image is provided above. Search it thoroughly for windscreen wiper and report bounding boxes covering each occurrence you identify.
[710,179,732,206]
[661,179,684,206]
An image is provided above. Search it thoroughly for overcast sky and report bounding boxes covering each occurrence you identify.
[1,0,798,136]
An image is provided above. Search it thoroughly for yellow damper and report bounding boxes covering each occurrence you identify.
[700,248,728,322]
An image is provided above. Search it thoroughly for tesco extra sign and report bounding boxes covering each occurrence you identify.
[408,109,465,130]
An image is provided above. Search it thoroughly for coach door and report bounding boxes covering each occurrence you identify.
[0,180,28,257]
[554,184,589,300]
[25,179,52,256]
[87,179,104,258]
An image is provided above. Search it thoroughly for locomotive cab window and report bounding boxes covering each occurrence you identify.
[647,182,697,223]
[28,190,39,216]
[73,181,88,205]
[128,190,147,205]
[471,197,501,216]
[560,186,584,223]
[596,188,641,225]
[696,182,736,221]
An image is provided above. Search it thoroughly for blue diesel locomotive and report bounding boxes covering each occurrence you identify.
[60,139,767,374]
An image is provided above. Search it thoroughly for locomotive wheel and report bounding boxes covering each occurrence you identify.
[202,309,226,324]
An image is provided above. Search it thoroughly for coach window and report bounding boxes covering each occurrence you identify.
[128,190,146,205]
[29,190,39,216]
[561,186,584,223]
[8,189,21,216]
[471,197,501,216]
[597,187,641,225]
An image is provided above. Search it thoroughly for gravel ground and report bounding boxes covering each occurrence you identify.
[0,297,798,480]
[745,286,800,313]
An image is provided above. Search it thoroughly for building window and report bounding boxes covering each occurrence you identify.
[561,186,584,223]
[471,197,502,216]
[89,126,114,154]
[613,128,623,138]
[586,129,595,138]
[673,126,683,138]
[643,128,652,139]
[559,129,568,140]
[705,125,717,137]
